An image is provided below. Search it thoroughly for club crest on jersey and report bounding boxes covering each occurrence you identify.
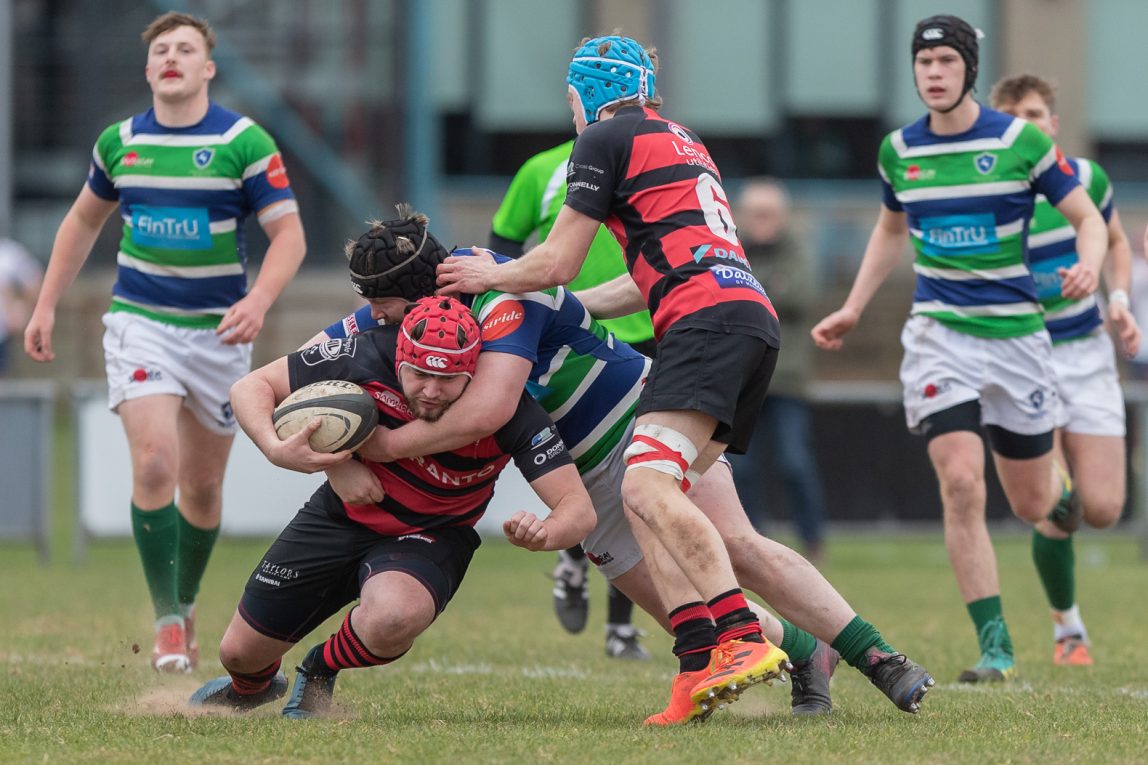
[193,147,215,169]
[299,338,356,366]
[973,152,996,175]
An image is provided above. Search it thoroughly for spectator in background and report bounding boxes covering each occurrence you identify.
[489,140,652,660]
[727,178,827,564]
[0,236,43,376]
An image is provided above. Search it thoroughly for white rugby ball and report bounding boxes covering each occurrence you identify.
[272,380,379,453]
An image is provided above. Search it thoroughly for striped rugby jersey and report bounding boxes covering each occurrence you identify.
[290,324,572,537]
[879,105,1080,338]
[1028,157,1113,342]
[490,139,654,345]
[87,102,298,329]
[324,250,649,473]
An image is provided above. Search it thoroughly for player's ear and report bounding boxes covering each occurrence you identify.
[204,59,216,82]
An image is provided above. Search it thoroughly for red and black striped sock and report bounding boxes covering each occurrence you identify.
[310,609,406,673]
[669,602,717,673]
[709,589,764,644]
[228,659,282,696]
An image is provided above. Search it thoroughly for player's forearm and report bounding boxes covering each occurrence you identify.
[575,273,644,319]
[841,224,906,316]
[247,215,306,309]
[488,241,578,293]
[1102,214,1133,294]
[34,210,104,313]
[360,415,489,462]
[1074,212,1108,278]
[540,496,596,551]
[230,374,281,453]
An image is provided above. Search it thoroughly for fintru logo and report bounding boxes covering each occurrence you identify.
[136,213,202,240]
[919,213,998,253]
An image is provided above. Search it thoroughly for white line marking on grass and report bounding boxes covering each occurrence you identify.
[403,657,591,679]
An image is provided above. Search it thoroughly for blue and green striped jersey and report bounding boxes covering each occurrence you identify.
[1027,157,1113,342]
[878,105,1080,338]
[88,101,298,329]
[324,250,648,473]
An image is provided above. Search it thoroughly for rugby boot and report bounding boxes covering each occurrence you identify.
[189,672,288,710]
[605,625,651,661]
[151,618,191,674]
[789,639,839,715]
[1053,635,1094,666]
[689,638,790,714]
[958,618,1017,683]
[859,649,935,713]
[1048,462,1083,533]
[643,670,708,725]
[552,550,589,634]
[282,646,339,719]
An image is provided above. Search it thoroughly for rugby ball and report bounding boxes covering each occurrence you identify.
[272,380,379,453]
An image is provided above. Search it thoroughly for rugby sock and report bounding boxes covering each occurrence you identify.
[967,596,1015,656]
[228,659,282,696]
[131,501,180,619]
[313,609,405,673]
[606,582,634,625]
[1051,603,1089,643]
[709,589,765,644]
[176,512,220,609]
[1031,529,1076,611]
[779,618,817,665]
[831,615,897,669]
[668,602,716,673]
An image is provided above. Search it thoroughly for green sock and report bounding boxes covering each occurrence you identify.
[830,615,896,669]
[131,502,180,619]
[1031,529,1075,611]
[177,513,220,609]
[779,619,817,664]
[966,596,1014,656]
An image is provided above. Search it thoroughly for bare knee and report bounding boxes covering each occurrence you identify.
[937,467,983,519]
[132,447,178,498]
[1084,496,1125,529]
[353,602,429,657]
[620,470,672,525]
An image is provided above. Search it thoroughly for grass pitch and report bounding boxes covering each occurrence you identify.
[1,529,1145,764]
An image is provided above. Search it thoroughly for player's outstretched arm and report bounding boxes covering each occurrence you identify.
[575,272,645,319]
[437,207,599,296]
[358,351,532,463]
[217,212,306,345]
[230,356,351,473]
[24,186,118,362]
[1055,187,1106,300]
[504,464,596,552]
[811,206,908,351]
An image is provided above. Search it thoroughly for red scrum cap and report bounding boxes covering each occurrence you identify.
[396,297,482,379]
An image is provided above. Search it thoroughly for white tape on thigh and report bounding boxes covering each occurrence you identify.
[622,423,699,481]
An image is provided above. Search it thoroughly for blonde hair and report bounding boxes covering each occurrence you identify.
[142,11,216,52]
[989,74,1057,113]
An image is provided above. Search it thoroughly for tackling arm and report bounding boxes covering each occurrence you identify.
[356,351,533,462]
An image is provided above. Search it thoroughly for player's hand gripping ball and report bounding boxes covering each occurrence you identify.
[272,380,379,453]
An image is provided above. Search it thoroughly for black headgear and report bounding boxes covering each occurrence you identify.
[912,15,980,111]
[346,213,450,301]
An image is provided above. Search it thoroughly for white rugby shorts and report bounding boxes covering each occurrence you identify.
[103,311,252,435]
[1050,330,1126,436]
[900,315,1058,436]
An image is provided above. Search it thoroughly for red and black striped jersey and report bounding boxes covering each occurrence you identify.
[564,106,780,345]
[287,325,572,536]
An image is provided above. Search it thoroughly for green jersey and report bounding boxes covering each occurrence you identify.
[878,106,1080,338]
[1027,157,1112,342]
[491,140,654,345]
